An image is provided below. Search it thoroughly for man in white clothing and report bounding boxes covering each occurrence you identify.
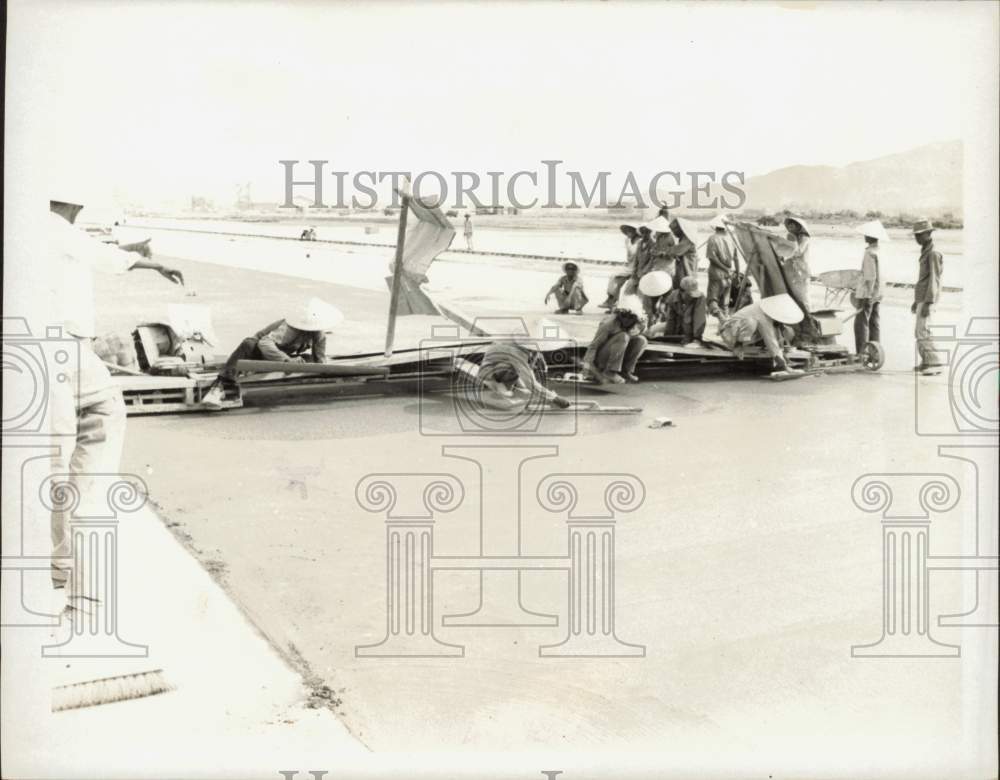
[48,194,184,615]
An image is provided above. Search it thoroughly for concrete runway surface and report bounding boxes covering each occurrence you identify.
[87,230,995,768]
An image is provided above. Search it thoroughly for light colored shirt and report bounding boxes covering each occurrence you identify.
[855,245,881,300]
[725,301,783,360]
[49,211,136,338]
[706,233,735,275]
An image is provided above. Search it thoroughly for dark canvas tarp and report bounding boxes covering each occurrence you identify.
[729,222,810,313]
[729,221,820,341]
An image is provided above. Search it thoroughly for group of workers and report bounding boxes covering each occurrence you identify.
[42,186,950,620]
[541,208,946,378]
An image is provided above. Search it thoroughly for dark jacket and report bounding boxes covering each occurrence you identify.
[914,242,943,304]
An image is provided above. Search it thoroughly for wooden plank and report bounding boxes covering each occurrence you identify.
[236,360,390,377]
[115,375,198,391]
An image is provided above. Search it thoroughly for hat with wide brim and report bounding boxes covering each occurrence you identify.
[287,298,344,331]
[638,270,673,297]
[911,217,935,235]
[670,216,699,242]
[619,224,638,236]
[856,220,889,242]
[760,293,804,325]
[783,215,811,236]
[709,214,729,230]
[644,215,672,234]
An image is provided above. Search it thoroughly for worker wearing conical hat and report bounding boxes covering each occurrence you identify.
[654,217,699,291]
[718,293,800,372]
[203,298,343,408]
[853,220,888,355]
[705,215,735,319]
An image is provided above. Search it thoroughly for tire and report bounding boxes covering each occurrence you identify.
[861,341,885,371]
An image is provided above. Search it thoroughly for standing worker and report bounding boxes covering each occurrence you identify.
[853,220,887,355]
[463,213,474,250]
[48,191,185,617]
[662,217,699,290]
[705,215,735,319]
[911,217,945,374]
[601,225,641,309]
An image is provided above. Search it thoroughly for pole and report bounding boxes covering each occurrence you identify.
[724,221,753,308]
[384,189,411,358]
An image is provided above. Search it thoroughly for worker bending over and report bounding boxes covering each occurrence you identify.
[203,297,341,408]
[476,340,571,410]
[581,296,648,384]
[545,261,589,314]
[717,297,795,372]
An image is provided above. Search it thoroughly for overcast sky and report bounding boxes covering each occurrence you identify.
[7,0,997,208]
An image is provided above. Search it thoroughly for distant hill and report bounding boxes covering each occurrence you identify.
[738,141,962,217]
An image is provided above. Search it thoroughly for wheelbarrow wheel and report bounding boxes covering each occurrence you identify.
[860,341,885,371]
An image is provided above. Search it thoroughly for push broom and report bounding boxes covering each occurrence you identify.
[46,514,174,712]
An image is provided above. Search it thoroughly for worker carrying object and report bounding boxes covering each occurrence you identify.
[202,297,342,409]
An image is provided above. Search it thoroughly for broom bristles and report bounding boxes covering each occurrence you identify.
[52,669,173,712]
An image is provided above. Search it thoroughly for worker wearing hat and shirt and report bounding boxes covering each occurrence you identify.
[203,297,341,408]
[660,217,699,291]
[911,217,945,373]
[705,215,735,319]
[48,192,185,614]
[717,294,800,373]
[853,220,887,355]
[545,261,589,314]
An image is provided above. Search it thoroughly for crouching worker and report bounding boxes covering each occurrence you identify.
[717,295,796,373]
[203,297,342,408]
[581,297,648,384]
[476,341,571,410]
[545,262,588,314]
[648,276,707,346]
